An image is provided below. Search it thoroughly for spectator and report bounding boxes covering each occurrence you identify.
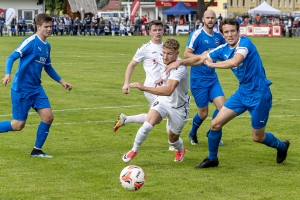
[18,15,26,36]
[195,19,200,29]
[235,15,242,24]
[217,14,223,23]
[98,17,105,36]
[179,15,185,25]
[158,15,161,21]
[73,17,80,36]
[296,19,300,38]
[58,20,64,36]
[108,18,115,34]
[52,18,58,36]
[255,14,261,25]
[279,15,285,37]
[0,12,5,36]
[134,16,142,35]
[287,17,293,37]
[10,16,17,36]
[119,21,125,36]
[85,15,91,36]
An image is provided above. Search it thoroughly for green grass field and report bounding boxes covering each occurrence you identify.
[0,34,299,200]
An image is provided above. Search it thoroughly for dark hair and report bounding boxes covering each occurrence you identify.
[219,18,240,34]
[36,13,53,26]
[148,20,163,30]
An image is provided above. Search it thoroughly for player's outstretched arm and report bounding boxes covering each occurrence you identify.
[123,60,138,94]
[205,53,244,69]
[3,51,20,86]
[59,79,72,91]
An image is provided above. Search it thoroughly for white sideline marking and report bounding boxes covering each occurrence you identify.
[0,101,298,127]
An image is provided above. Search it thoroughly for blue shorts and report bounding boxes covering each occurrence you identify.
[224,87,272,129]
[190,78,224,108]
[11,88,51,121]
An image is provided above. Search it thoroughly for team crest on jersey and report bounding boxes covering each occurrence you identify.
[153,59,157,64]
[215,38,220,46]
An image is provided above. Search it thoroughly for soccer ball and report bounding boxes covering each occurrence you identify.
[120,165,146,191]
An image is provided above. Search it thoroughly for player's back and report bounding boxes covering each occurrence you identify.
[187,28,225,80]
[13,34,51,92]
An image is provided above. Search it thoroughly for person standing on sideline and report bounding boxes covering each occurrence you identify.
[1,13,72,158]
[122,38,189,163]
[0,12,5,36]
[185,10,225,146]
[165,18,289,168]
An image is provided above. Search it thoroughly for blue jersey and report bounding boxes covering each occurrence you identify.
[12,34,52,92]
[186,28,225,80]
[208,36,272,95]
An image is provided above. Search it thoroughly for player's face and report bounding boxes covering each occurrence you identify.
[37,21,53,40]
[162,47,179,65]
[221,24,239,47]
[203,11,216,29]
[149,25,164,43]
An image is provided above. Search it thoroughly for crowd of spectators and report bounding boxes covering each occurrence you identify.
[0,13,299,38]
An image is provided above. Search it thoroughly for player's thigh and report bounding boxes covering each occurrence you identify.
[11,90,32,121]
[248,89,272,130]
[149,97,167,124]
[212,106,237,129]
[168,103,190,135]
[191,84,210,108]
[210,81,225,110]
[33,89,53,122]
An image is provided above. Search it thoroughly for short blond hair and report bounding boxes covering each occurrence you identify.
[163,38,180,51]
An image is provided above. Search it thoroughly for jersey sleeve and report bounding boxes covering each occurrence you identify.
[207,46,225,62]
[15,37,34,57]
[132,47,145,63]
[236,37,251,58]
[186,31,200,51]
[168,65,187,82]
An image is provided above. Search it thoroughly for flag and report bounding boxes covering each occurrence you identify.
[130,0,140,21]
[127,3,131,20]
[5,8,16,26]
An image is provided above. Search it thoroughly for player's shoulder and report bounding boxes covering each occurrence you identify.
[191,28,204,37]
[137,40,152,51]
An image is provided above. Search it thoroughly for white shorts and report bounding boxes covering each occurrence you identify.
[150,96,190,135]
[144,92,158,105]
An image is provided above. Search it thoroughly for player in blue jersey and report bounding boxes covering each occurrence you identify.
[165,18,289,168]
[1,13,72,158]
[185,10,225,146]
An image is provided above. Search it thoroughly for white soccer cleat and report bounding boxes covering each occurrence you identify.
[113,113,127,132]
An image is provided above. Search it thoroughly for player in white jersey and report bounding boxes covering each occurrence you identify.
[122,38,190,163]
[113,20,164,132]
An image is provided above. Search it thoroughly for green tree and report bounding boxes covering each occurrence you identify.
[98,0,109,9]
[46,0,64,16]
[196,0,215,20]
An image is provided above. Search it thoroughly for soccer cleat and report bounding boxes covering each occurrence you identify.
[122,150,137,163]
[169,145,175,151]
[174,146,185,162]
[206,130,225,146]
[30,149,54,158]
[189,134,198,145]
[276,140,290,163]
[194,157,219,168]
[113,113,127,132]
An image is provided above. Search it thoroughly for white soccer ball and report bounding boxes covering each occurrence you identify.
[120,165,146,191]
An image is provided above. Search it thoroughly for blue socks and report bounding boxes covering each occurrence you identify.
[35,121,51,149]
[208,129,222,160]
[263,132,286,151]
[0,121,13,133]
[189,113,203,136]
[212,109,219,120]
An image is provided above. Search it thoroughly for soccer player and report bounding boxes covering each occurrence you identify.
[113,20,164,132]
[122,38,189,163]
[1,13,72,158]
[165,18,289,168]
[185,10,225,146]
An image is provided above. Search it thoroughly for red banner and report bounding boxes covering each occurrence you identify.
[130,0,140,21]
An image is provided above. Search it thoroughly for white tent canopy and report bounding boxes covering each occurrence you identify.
[248,2,281,15]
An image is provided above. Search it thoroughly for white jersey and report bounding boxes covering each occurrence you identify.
[157,55,189,108]
[133,40,163,87]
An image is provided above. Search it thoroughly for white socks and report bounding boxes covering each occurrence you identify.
[132,121,153,152]
[124,114,147,124]
[169,138,183,151]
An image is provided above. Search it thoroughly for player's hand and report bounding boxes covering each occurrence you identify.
[60,80,72,91]
[2,74,11,86]
[204,59,213,67]
[122,84,130,94]
[129,82,144,91]
[154,77,163,87]
[165,60,180,74]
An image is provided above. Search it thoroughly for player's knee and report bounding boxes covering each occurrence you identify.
[42,114,54,124]
[211,120,222,131]
[12,122,25,131]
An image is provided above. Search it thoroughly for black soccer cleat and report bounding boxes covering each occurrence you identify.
[194,157,219,169]
[276,140,290,164]
[189,134,199,145]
